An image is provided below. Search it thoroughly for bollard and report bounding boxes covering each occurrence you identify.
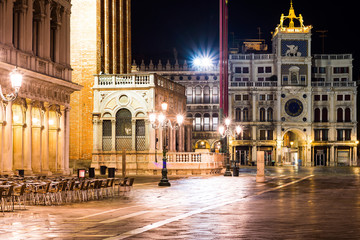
[89,168,95,178]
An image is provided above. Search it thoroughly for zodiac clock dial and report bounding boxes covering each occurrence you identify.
[285,99,303,117]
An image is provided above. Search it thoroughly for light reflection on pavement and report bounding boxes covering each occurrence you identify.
[1,167,360,239]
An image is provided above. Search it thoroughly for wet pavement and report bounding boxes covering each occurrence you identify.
[2,167,360,239]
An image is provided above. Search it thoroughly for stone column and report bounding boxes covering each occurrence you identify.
[64,107,71,174]
[112,0,118,73]
[23,100,33,174]
[0,117,3,174]
[41,103,51,175]
[179,125,184,152]
[306,143,312,167]
[3,102,13,174]
[353,147,358,166]
[145,119,150,150]
[4,0,14,45]
[92,115,101,152]
[43,0,51,59]
[125,0,131,73]
[56,107,65,174]
[132,119,136,150]
[111,119,116,151]
[65,9,71,65]
[330,145,335,166]
[252,145,257,164]
[104,0,110,73]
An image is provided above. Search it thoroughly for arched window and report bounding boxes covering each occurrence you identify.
[32,0,42,56]
[203,113,210,131]
[243,108,249,122]
[212,113,219,131]
[314,108,321,122]
[12,0,22,48]
[337,108,343,122]
[203,86,210,103]
[345,108,351,122]
[186,87,192,104]
[322,108,328,122]
[50,5,59,62]
[267,108,273,122]
[259,108,266,122]
[195,86,201,104]
[195,113,202,131]
[235,108,241,122]
[115,109,132,150]
[212,87,219,103]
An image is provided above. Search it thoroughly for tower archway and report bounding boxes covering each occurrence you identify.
[281,129,307,166]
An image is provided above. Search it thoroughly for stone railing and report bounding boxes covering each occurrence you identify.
[311,82,356,87]
[95,73,185,95]
[230,81,278,87]
[230,53,274,60]
[0,43,71,81]
[167,152,224,163]
[313,54,352,60]
[91,151,225,175]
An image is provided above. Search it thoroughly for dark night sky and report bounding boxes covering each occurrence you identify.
[132,0,360,79]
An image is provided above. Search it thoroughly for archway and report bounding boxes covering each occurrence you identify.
[282,129,307,166]
[194,140,210,152]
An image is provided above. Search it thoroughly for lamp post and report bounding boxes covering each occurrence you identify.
[0,68,23,102]
[193,56,213,71]
[219,118,242,176]
[149,101,184,186]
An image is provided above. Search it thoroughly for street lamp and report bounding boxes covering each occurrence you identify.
[149,101,184,186]
[0,68,22,102]
[193,56,214,71]
[218,118,242,176]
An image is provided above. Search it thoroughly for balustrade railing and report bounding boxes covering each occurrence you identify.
[96,73,185,94]
[167,152,223,163]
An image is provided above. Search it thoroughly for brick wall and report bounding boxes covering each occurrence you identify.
[69,0,97,165]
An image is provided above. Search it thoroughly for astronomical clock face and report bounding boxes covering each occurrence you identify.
[285,98,303,117]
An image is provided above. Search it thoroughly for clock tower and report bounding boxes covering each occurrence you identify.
[272,1,313,166]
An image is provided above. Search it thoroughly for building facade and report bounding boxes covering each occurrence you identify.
[91,73,193,174]
[70,0,132,169]
[134,3,358,167]
[0,0,81,175]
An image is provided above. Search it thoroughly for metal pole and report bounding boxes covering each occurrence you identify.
[159,126,171,186]
[224,133,232,176]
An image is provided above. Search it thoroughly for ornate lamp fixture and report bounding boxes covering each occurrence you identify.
[149,101,184,186]
[218,118,242,176]
[0,68,23,102]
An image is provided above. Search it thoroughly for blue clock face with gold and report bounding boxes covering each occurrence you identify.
[285,99,303,117]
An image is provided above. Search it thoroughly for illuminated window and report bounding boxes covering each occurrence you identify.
[203,113,210,131]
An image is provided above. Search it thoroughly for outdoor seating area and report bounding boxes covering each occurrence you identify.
[0,175,135,214]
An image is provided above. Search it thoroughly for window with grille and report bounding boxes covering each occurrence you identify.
[116,109,132,150]
[102,120,112,151]
[136,120,145,151]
